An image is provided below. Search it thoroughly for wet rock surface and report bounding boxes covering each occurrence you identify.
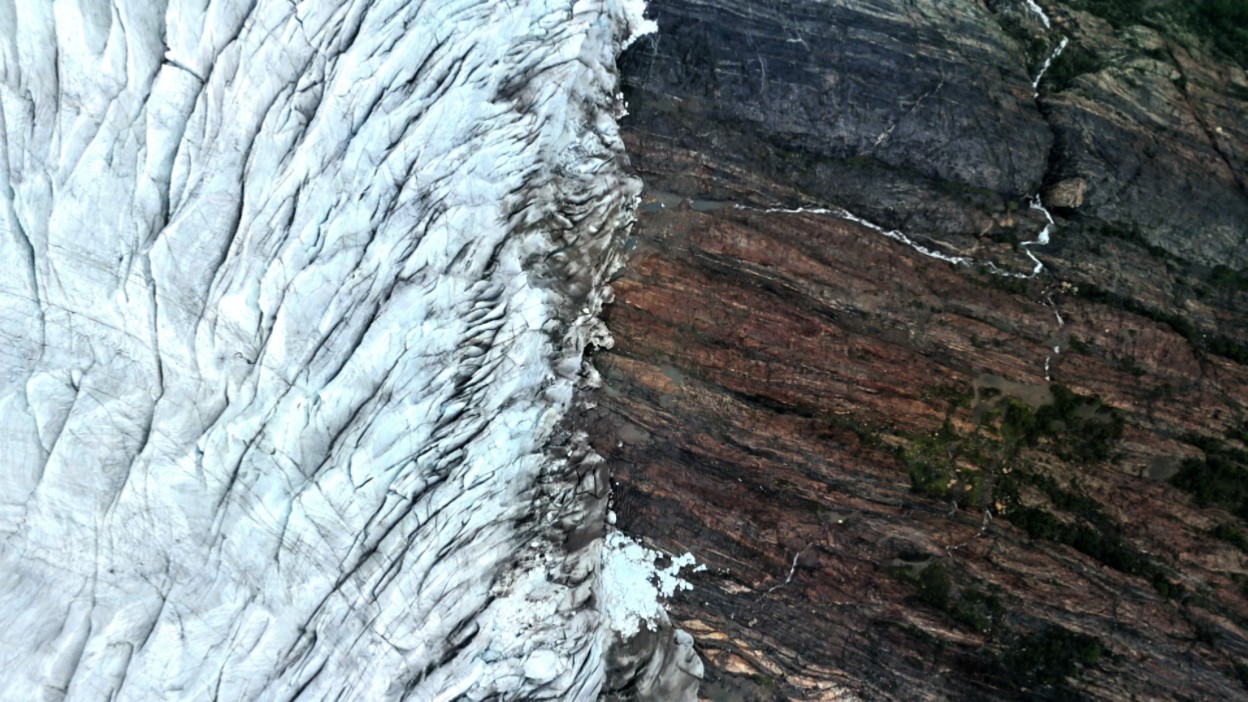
[589,0,1248,698]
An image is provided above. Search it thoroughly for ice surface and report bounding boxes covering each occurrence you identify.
[0,0,676,699]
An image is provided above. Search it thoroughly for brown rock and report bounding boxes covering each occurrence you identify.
[590,166,1248,700]
[1044,177,1087,209]
[599,0,1248,698]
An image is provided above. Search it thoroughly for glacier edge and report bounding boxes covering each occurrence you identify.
[0,0,692,699]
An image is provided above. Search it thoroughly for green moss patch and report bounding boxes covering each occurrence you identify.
[1001,625,1105,691]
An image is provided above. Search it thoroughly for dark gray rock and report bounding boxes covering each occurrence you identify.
[621,0,1053,233]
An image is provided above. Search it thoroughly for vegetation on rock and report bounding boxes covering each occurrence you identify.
[1069,0,1248,67]
[1001,625,1105,692]
[1170,438,1248,519]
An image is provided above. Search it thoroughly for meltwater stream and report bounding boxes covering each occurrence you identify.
[665,1,1077,380]
[0,1,700,700]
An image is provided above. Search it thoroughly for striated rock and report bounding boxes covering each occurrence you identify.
[617,0,1053,242]
[589,0,1248,699]
[1040,8,1248,269]
[588,183,1248,698]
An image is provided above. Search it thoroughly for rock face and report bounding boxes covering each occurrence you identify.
[619,0,1053,243]
[588,0,1248,699]
[1041,9,1248,269]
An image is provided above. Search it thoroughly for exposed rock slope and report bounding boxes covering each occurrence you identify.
[591,0,1248,698]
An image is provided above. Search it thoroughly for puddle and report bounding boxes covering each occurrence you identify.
[973,373,1054,409]
[638,189,730,213]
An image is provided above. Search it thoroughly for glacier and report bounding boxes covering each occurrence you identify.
[0,0,697,699]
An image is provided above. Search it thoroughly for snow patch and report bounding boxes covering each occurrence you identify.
[616,0,658,48]
[601,532,701,639]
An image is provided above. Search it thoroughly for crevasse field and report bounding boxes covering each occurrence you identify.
[0,1,699,699]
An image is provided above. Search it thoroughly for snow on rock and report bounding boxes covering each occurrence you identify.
[598,530,705,700]
[601,532,701,639]
[0,0,674,700]
[619,0,660,48]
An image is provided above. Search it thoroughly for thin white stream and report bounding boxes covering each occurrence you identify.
[1023,0,1052,28]
[719,1,1075,379]
[1032,36,1069,99]
[1027,12,1071,377]
[739,204,974,267]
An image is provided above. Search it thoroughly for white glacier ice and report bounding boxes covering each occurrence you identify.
[0,0,690,699]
